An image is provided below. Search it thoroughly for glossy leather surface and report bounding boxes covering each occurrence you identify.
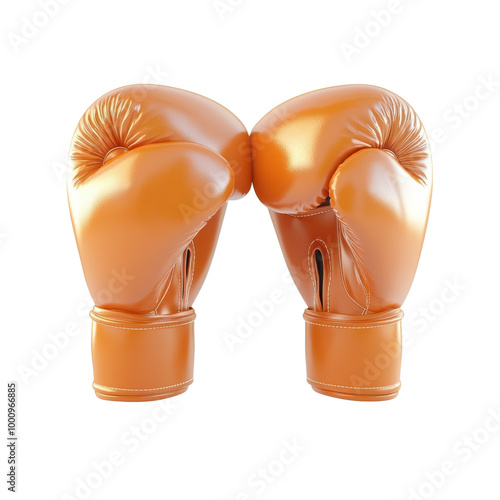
[252,85,432,401]
[68,85,252,401]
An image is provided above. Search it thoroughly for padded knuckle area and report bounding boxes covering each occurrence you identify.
[251,85,431,214]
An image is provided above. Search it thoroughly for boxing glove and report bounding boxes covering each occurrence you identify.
[68,85,251,401]
[251,85,432,401]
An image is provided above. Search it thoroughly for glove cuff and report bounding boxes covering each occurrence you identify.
[304,308,403,401]
[89,307,195,402]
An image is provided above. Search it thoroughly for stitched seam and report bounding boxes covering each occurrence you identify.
[154,269,175,314]
[178,266,182,312]
[317,239,332,313]
[307,378,399,390]
[290,209,332,218]
[342,216,370,313]
[338,217,370,313]
[308,239,333,312]
[185,242,195,307]
[191,242,195,290]
[308,238,333,312]
[327,246,331,313]
[307,240,321,311]
[92,320,195,330]
[94,378,193,392]
[363,268,371,313]
[337,218,366,312]
[305,320,399,329]
[153,238,203,315]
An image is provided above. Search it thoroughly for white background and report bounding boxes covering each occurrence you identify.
[2,0,500,499]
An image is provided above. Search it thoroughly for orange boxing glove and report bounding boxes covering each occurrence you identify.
[252,85,432,401]
[68,85,251,401]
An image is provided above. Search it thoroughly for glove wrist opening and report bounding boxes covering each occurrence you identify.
[304,308,403,401]
[89,307,195,402]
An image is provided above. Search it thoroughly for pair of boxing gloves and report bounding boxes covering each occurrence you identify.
[68,84,432,402]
